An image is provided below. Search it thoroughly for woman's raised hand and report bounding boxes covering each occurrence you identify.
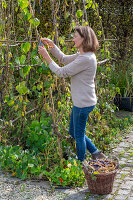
[38,45,52,64]
[41,38,55,49]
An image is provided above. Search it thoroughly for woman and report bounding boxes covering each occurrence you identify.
[38,26,106,162]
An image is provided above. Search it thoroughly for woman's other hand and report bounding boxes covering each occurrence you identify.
[38,46,52,64]
[41,38,55,49]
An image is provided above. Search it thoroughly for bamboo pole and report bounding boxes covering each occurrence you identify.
[49,87,63,159]
[0,58,116,69]
[0,40,37,43]
[50,0,59,45]
[82,0,89,24]
[29,0,40,41]
[93,0,106,58]
[64,39,118,42]
[0,38,118,44]
[0,107,38,129]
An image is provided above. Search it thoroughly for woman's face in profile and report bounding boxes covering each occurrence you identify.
[72,31,84,49]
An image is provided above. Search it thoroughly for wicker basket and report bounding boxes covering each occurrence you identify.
[83,158,119,195]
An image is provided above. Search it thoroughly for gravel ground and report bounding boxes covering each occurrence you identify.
[0,111,133,200]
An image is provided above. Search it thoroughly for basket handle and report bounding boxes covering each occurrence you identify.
[111,156,119,169]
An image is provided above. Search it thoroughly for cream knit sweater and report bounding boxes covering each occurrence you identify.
[49,45,97,108]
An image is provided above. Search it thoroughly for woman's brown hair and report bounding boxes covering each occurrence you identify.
[75,26,99,52]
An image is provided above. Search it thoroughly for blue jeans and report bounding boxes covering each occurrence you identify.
[69,105,97,161]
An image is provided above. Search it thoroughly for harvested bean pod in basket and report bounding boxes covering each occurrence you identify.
[86,159,117,174]
[82,157,119,194]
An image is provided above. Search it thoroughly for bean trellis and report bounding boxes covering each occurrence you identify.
[0,0,120,154]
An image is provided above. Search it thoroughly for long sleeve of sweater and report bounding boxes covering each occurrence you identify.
[49,45,79,65]
[49,55,91,78]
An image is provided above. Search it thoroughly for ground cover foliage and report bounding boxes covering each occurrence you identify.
[0,0,133,186]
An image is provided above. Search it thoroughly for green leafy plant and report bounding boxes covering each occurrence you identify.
[46,159,85,187]
[0,145,47,180]
[23,117,52,153]
[110,56,133,97]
